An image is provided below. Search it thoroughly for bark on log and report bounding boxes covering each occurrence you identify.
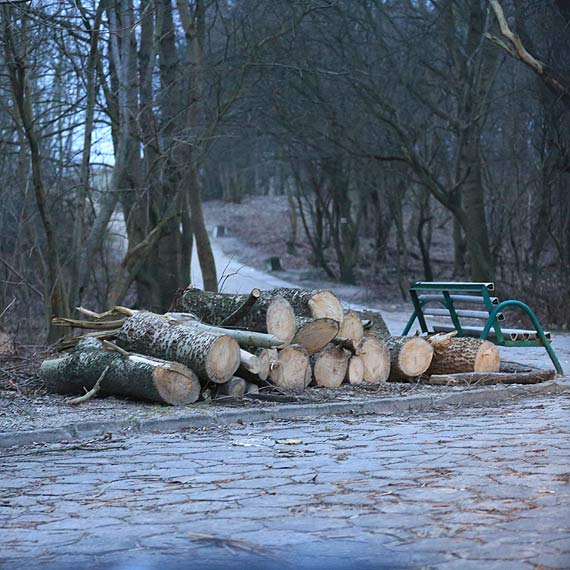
[41,338,201,405]
[0,325,14,355]
[244,381,260,395]
[359,337,391,383]
[311,344,349,388]
[215,376,246,398]
[354,309,390,338]
[174,288,296,345]
[332,336,362,354]
[116,312,240,384]
[268,344,309,390]
[345,355,365,385]
[385,336,434,380]
[166,313,282,348]
[219,288,261,326]
[270,288,344,324]
[292,316,339,355]
[238,348,270,382]
[426,338,500,376]
[427,369,555,385]
[338,310,364,342]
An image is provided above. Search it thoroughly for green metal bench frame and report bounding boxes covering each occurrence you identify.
[402,282,563,375]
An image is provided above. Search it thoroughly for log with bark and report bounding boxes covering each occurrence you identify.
[238,348,271,382]
[427,369,555,386]
[116,312,240,384]
[426,337,500,376]
[385,336,434,380]
[268,344,310,390]
[345,355,365,385]
[41,338,201,405]
[311,344,350,388]
[215,376,247,398]
[359,337,391,383]
[338,310,364,342]
[174,287,296,345]
[353,309,390,338]
[292,316,339,355]
[270,288,344,324]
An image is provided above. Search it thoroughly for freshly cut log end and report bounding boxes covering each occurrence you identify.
[41,342,201,406]
[311,344,349,388]
[270,288,344,324]
[346,355,365,385]
[427,338,500,376]
[386,337,434,380]
[216,377,246,399]
[339,310,364,342]
[359,337,390,383]
[266,296,296,345]
[268,344,309,390]
[293,317,339,355]
[117,312,240,384]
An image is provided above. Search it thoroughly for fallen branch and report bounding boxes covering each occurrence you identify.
[218,288,261,326]
[67,365,110,405]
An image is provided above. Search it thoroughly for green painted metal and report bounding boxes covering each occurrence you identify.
[402,282,564,375]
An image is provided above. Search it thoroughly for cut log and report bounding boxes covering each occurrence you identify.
[427,369,555,386]
[41,338,201,405]
[353,309,390,338]
[292,316,339,355]
[116,312,240,384]
[216,376,246,398]
[166,313,282,348]
[238,348,270,382]
[338,310,364,342]
[345,355,365,385]
[386,336,434,380]
[219,288,261,326]
[244,381,260,395]
[268,344,309,390]
[270,288,344,324]
[174,288,296,345]
[359,337,391,383]
[426,337,500,376]
[311,344,350,388]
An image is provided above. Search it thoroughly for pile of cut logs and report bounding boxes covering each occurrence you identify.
[40,286,502,406]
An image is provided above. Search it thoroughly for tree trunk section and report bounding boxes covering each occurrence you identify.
[426,338,500,376]
[215,376,246,398]
[354,309,390,338]
[270,288,344,324]
[339,310,364,342]
[386,337,434,380]
[174,288,296,345]
[268,344,309,390]
[116,311,240,383]
[345,355,365,385]
[359,337,391,383]
[311,344,349,388]
[41,338,200,405]
[292,316,339,355]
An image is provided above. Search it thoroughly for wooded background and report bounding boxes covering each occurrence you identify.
[0,0,569,342]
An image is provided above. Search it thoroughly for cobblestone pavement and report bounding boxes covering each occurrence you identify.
[1,395,569,570]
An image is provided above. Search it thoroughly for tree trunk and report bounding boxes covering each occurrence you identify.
[41,338,200,405]
[385,336,434,380]
[426,338,500,376]
[116,311,240,383]
[268,344,310,390]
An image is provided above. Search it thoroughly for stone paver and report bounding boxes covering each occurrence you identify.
[1,395,569,569]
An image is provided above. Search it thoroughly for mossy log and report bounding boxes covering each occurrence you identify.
[41,338,201,405]
[426,338,500,376]
[385,336,434,380]
[311,344,350,388]
[116,312,240,384]
[174,288,296,345]
[292,316,339,355]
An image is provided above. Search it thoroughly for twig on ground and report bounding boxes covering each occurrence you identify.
[67,365,109,405]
